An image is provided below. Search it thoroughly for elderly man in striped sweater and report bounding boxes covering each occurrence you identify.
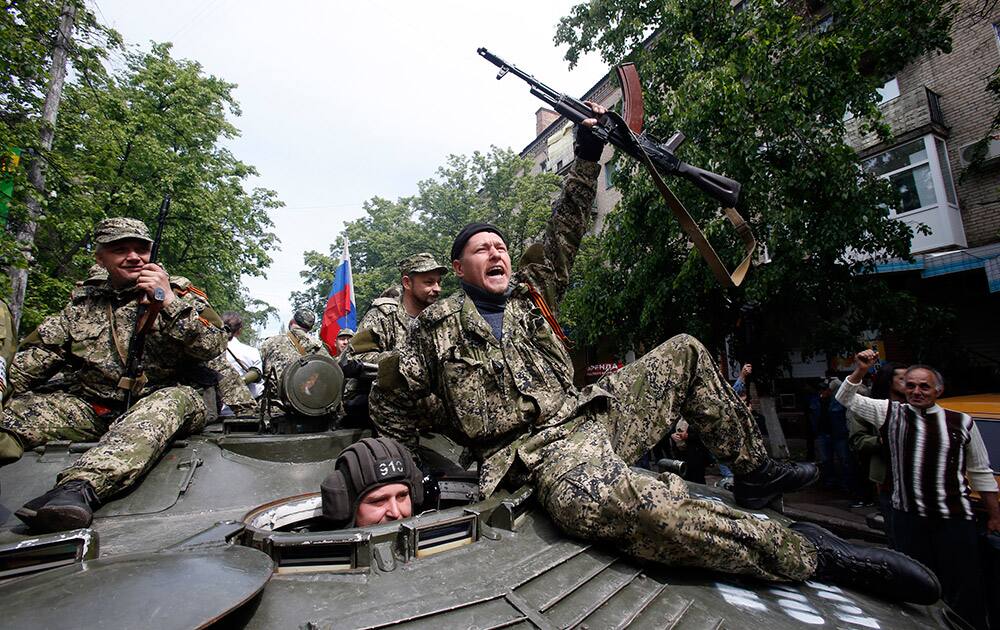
[838,349,999,629]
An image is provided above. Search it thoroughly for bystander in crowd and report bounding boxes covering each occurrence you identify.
[848,362,905,542]
[838,350,999,629]
[809,376,853,493]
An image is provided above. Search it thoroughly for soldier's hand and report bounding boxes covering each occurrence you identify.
[136,263,176,307]
[575,100,609,162]
[579,100,608,128]
[855,349,878,371]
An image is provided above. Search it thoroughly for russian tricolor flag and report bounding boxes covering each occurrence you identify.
[319,237,356,355]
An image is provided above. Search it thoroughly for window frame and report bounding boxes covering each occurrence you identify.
[863,134,958,218]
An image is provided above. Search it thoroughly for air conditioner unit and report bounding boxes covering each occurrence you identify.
[958,138,1000,166]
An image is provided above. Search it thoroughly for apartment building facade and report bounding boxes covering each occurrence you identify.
[519,2,1000,388]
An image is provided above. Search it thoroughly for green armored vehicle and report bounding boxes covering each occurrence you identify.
[0,446,957,628]
[0,364,957,629]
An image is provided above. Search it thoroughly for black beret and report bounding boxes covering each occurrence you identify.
[450,222,507,262]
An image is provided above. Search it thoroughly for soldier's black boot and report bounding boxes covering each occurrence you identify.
[15,479,99,533]
[733,459,819,509]
[790,522,940,605]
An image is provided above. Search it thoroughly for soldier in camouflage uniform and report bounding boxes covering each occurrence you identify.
[335,329,362,415]
[334,327,354,356]
[209,354,256,416]
[0,218,228,532]
[349,252,447,366]
[258,309,329,383]
[370,105,940,604]
[345,253,448,429]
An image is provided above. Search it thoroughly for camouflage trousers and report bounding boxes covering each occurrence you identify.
[0,386,206,499]
[209,355,257,415]
[530,334,817,582]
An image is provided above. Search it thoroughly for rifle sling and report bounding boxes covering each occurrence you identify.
[287,331,308,356]
[109,303,147,395]
[227,346,251,372]
[607,110,754,288]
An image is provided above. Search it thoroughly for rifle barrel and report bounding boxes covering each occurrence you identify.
[149,194,171,264]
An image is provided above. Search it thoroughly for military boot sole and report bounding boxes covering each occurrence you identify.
[14,504,93,533]
[734,466,820,510]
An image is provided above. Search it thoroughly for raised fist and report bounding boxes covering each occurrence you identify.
[855,349,878,371]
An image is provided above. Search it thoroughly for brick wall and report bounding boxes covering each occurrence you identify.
[894,3,1000,246]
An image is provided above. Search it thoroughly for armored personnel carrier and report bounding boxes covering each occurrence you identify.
[0,360,958,629]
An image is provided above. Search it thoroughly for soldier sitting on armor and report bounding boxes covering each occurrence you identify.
[333,328,354,356]
[321,437,422,527]
[0,218,228,532]
[349,252,447,367]
[370,103,941,604]
[343,253,449,429]
[258,309,329,382]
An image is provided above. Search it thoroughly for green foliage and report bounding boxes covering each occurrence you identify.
[292,147,560,316]
[1,20,280,333]
[556,0,957,374]
[0,0,120,284]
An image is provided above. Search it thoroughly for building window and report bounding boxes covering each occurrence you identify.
[603,159,617,189]
[994,22,1000,53]
[861,135,957,215]
[876,77,899,104]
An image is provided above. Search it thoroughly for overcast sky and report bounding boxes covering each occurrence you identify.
[91,1,608,335]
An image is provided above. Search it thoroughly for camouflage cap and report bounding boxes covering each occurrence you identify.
[398,252,448,276]
[292,309,316,331]
[337,328,355,338]
[93,217,153,245]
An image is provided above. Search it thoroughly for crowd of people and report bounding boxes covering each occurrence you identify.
[2,102,998,627]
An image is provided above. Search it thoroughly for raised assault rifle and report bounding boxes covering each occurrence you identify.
[477,48,755,288]
[119,194,170,410]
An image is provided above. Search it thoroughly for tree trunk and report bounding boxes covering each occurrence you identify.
[8,1,77,329]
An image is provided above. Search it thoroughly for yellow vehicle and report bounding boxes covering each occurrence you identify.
[937,394,1000,504]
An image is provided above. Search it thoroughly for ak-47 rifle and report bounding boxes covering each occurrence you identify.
[119,194,171,411]
[477,48,755,288]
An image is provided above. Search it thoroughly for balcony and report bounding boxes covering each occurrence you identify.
[846,86,947,154]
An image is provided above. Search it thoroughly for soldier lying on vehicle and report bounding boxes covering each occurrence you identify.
[368,102,941,605]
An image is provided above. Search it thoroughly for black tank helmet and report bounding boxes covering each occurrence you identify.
[321,437,423,527]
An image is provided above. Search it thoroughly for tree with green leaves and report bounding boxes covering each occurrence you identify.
[0,0,120,325]
[555,0,957,375]
[9,40,280,333]
[292,147,560,317]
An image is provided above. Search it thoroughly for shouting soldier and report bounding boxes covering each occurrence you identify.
[370,103,940,604]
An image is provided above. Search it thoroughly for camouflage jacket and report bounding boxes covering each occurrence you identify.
[259,328,329,381]
[10,278,227,403]
[370,160,605,496]
[351,294,447,427]
[349,297,413,366]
